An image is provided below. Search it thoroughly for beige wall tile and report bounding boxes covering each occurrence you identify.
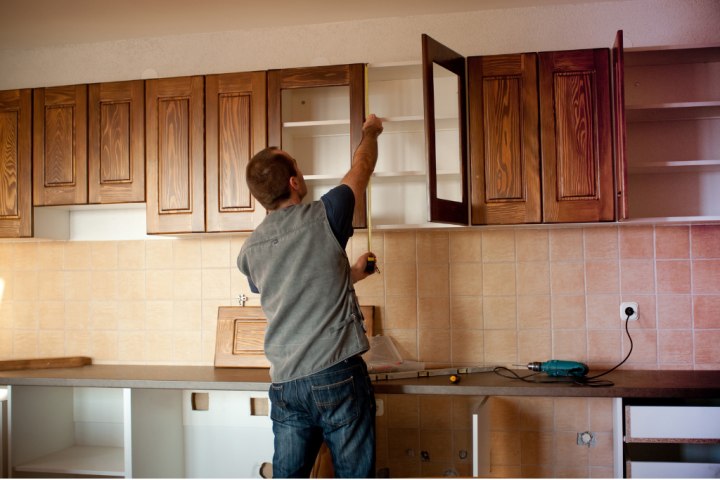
[146,239,174,269]
[420,396,453,429]
[552,295,586,329]
[483,230,515,262]
[517,295,550,330]
[91,270,117,300]
[694,329,720,366]
[490,431,522,466]
[552,329,587,360]
[418,328,450,364]
[657,295,692,329]
[65,330,91,356]
[38,301,65,329]
[483,263,515,296]
[64,270,92,301]
[118,241,146,269]
[451,328,483,364]
[550,262,585,295]
[118,331,145,361]
[387,394,419,428]
[173,300,202,330]
[484,329,517,364]
[146,270,174,300]
[691,224,720,258]
[35,241,66,270]
[518,329,551,364]
[173,269,202,300]
[64,242,93,270]
[693,295,720,329]
[418,296,449,330]
[65,301,90,330]
[585,295,620,330]
[449,231,482,262]
[201,237,231,268]
[553,398,589,431]
[201,268,232,299]
[585,260,619,294]
[90,300,119,330]
[450,295,482,330]
[418,263,448,297]
[384,262,417,296]
[419,429,453,462]
[385,231,416,263]
[450,263,482,296]
[692,259,720,294]
[13,270,37,300]
[38,270,65,301]
[91,330,118,361]
[13,243,39,271]
[517,262,550,295]
[552,431,589,466]
[174,239,202,269]
[656,260,691,293]
[173,330,203,363]
[384,295,417,330]
[516,229,549,262]
[550,228,584,261]
[417,231,449,264]
[587,330,623,365]
[117,300,145,331]
[146,300,174,331]
[619,226,654,259]
[656,225,690,259]
[588,398,613,432]
[620,260,655,294]
[658,329,693,365]
[38,330,65,357]
[624,330,658,366]
[117,270,146,300]
[483,296,516,330]
[91,241,119,270]
[583,226,618,260]
[144,331,173,362]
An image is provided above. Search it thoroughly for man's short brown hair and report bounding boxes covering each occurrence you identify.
[246,147,298,210]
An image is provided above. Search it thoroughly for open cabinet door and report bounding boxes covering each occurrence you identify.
[613,30,629,221]
[422,34,469,225]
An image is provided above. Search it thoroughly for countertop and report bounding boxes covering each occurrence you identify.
[1,365,719,398]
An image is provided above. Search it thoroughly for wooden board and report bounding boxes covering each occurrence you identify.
[0,356,91,371]
[214,306,374,368]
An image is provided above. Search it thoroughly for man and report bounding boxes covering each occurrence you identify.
[237,114,384,478]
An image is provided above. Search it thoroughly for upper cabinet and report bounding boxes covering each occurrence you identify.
[460,37,615,225]
[88,80,145,204]
[33,85,88,206]
[0,89,32,237]
[33,81,146,208]
[619,41,720,221]
[267,64,366,227]
[145,75,205,234]
[146,72,267,235]
[205,71,267,232]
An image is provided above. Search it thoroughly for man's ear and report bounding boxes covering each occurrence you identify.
[289,176,300,192]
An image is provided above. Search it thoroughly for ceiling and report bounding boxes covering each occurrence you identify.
[0,0,605,50]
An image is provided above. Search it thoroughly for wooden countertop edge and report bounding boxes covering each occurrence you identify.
[0,365,718,398]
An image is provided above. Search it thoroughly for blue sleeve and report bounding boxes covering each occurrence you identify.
[321,184,355,249]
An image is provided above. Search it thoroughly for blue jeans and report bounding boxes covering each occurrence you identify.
[268,355,376,478]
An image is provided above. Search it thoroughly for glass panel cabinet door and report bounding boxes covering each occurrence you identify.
[421,34,469,225]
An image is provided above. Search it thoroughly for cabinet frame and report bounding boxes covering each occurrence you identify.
[268,64,367,228]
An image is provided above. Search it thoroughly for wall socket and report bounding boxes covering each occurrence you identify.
[620,301,639,321]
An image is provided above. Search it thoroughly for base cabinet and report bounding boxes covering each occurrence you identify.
[7,386,273,478]
[616,398,720,478]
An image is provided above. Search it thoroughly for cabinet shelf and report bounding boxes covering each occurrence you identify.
[626,102,720,122]
[14,445,125,477]
[628,159,720,173]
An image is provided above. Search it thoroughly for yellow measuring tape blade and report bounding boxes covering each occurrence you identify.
[364,66,373,253]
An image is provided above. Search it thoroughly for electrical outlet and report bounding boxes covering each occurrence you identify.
[620,301,639,321]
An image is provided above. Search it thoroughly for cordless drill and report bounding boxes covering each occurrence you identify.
[521,360,589,377]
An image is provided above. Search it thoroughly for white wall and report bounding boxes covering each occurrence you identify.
[1,0,719,90]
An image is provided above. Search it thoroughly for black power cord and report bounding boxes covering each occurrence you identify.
[494,307,635,388]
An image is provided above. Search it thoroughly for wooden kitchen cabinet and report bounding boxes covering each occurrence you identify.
[618,44,720,221]
[205,71,267,232]
[147,72,267,235]
[88,80,146,204]
[33,84,88,206]
[268,64,367,227]
[0,89,32,238]
[145,75,205,234]
[467,45,614,224]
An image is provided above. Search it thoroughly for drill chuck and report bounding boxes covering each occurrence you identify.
[525,360,589,377]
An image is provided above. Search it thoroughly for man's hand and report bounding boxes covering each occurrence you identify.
[351,252,378,284]
[342,115,383,202]
[362,114,383,138]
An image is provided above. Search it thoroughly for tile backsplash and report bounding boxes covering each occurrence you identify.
[1,223,718,368]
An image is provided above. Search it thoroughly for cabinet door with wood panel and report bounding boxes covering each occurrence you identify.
[267,64,366,227]
[88,80,145,204]
[0,89,32,237]
[205,71,267,232]
[146,75,205,234]
[539,49,614,223]
[468,52,541,225]
[33,84,88,206]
